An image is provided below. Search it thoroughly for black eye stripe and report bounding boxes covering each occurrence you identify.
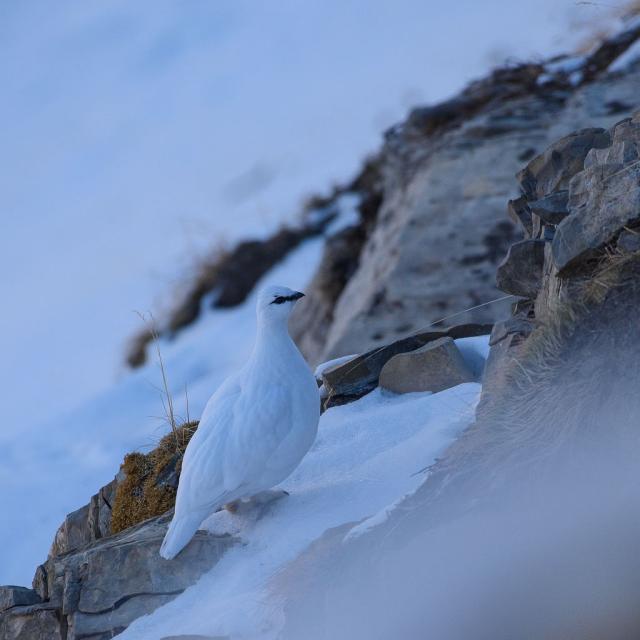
[270,294,297,305]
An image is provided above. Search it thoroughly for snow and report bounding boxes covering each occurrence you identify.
[314,354,359,379]
[546,55,585,75]
[322,193,362,236]
[608,36,640,72]
[537,55,586,86]
[119,381,483,640]
[455,335,492,379]
[314,353,358,398]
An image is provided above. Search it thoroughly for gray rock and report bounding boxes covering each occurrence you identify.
[49,478,118,559]
[0,603,62,640]
[496,239,546,298]
[48,503,93,558]
[528,190,569,225]
[69,515,232,608]
[0,586,41,612]
[32,564,48,601]
[88,478,118,539]
[68,593,176,639]
[552,117,640,272]
[516,128,610,199]
[379,337,475,394]
[321,323,492,402]
[30,513,237,640]
[321,330,444,399]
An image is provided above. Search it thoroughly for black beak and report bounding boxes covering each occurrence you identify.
[291,291,305,301]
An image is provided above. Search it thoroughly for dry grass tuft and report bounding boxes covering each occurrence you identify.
[582,242,640,305]
[110,421,199,534]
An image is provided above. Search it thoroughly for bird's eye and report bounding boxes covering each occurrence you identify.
[271,296,287,305]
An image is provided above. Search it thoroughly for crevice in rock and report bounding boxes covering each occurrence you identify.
[58,607,68,640]
[77,589,184,617]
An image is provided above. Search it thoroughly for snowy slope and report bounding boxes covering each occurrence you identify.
[119,378,487,639]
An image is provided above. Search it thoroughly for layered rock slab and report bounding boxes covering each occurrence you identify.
[0,513,237,640]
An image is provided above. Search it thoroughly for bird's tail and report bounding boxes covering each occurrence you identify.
[160,510,207,560]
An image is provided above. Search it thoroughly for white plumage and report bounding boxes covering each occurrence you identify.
[160,285,320,559]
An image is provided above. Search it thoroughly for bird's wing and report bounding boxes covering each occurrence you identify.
[176,379,296,515]
[221,382,293,491]
[175,377,243,513]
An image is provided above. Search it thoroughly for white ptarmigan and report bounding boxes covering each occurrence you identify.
[160,285,320,559]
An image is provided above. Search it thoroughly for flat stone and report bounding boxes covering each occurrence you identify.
[496,239,546,298]
[0,586,41,612]
[379,337,475,394]
[76,519,233,614]
[528,190,569,225]
[321,323,492,400]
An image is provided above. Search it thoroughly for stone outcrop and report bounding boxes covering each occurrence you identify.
[1,513,237,640]
[0,421,230,640]
[319,323,491,406]
[48,515,235,640]
[480,109,640,408]
[552,118,640,273]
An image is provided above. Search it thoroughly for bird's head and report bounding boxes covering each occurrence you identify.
[256,285,305,324]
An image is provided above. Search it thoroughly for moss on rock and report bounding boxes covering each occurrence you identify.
[110,421,199,534]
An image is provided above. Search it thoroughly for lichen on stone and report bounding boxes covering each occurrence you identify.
[110,421,199,534]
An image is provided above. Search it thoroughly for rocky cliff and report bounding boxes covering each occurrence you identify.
[279,108,640,640]
[292,20,640,363]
